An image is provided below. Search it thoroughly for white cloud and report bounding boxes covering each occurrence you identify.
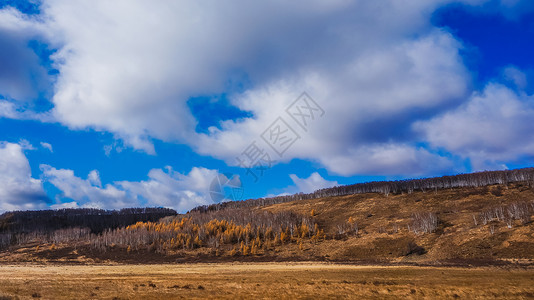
[40,141,53,152]
[288,172,338,194]
[0,100,21,119]
[267,172,338,197]
[415,83,534,170]
[40,165,130,210]
[50,201,78,210]
[2,0,531,178]
[40,165,222,212]
[317,144,456,176]
[1,0,471,176]
[87,170,101,187]
[0,142,48,212]
[192,28,469,176]
[116,167,219,212]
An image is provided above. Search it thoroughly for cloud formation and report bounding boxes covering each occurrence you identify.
[0,0,532,183]
[415,83,534,170]
[288,172,338,194]
[40,165,222,212]
[192,27,469,176]
[0,0,472,176]
[0,142,48,212]
[116,167,220,212]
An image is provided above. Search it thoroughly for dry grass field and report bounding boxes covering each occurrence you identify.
[0,263,533,299]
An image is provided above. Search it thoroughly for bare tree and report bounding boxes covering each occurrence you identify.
[409,211,438,234]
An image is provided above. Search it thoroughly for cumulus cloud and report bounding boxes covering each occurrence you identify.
[0,142,48,212]
[1,0,532,178]
[415,83,534,170]
[192,28,469,176]
[288,172,338,194]
[40,165,130,210]
[40,165,222,212]
[1,0,472,175]
[267,172,338,197]
[116,167,219,212]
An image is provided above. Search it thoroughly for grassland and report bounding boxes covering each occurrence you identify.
[0,263,533,299]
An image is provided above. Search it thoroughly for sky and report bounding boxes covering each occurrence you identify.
[0,0,533,213]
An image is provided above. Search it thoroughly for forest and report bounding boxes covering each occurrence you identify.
[0,207,176,250]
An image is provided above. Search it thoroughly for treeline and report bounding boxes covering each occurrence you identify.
[0,207,176,250]
[191,168,534,213]
[0,207,177,234]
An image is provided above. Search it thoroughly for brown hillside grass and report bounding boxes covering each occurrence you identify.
[260,183,534,263]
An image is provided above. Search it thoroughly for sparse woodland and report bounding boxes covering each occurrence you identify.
[92,210,322,255]
[476,200,534,229]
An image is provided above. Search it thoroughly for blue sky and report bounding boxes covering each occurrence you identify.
[0,0,533,212]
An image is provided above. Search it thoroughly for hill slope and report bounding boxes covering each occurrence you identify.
[261,183,534,263]
[1,179,533,265]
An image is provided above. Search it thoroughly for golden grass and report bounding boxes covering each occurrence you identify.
[0,263,533,299]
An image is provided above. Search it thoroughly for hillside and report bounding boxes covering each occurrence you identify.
[262,183,534,264]
[1,170,534,265]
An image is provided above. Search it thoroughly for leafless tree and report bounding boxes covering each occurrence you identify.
[409,211,438,234]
